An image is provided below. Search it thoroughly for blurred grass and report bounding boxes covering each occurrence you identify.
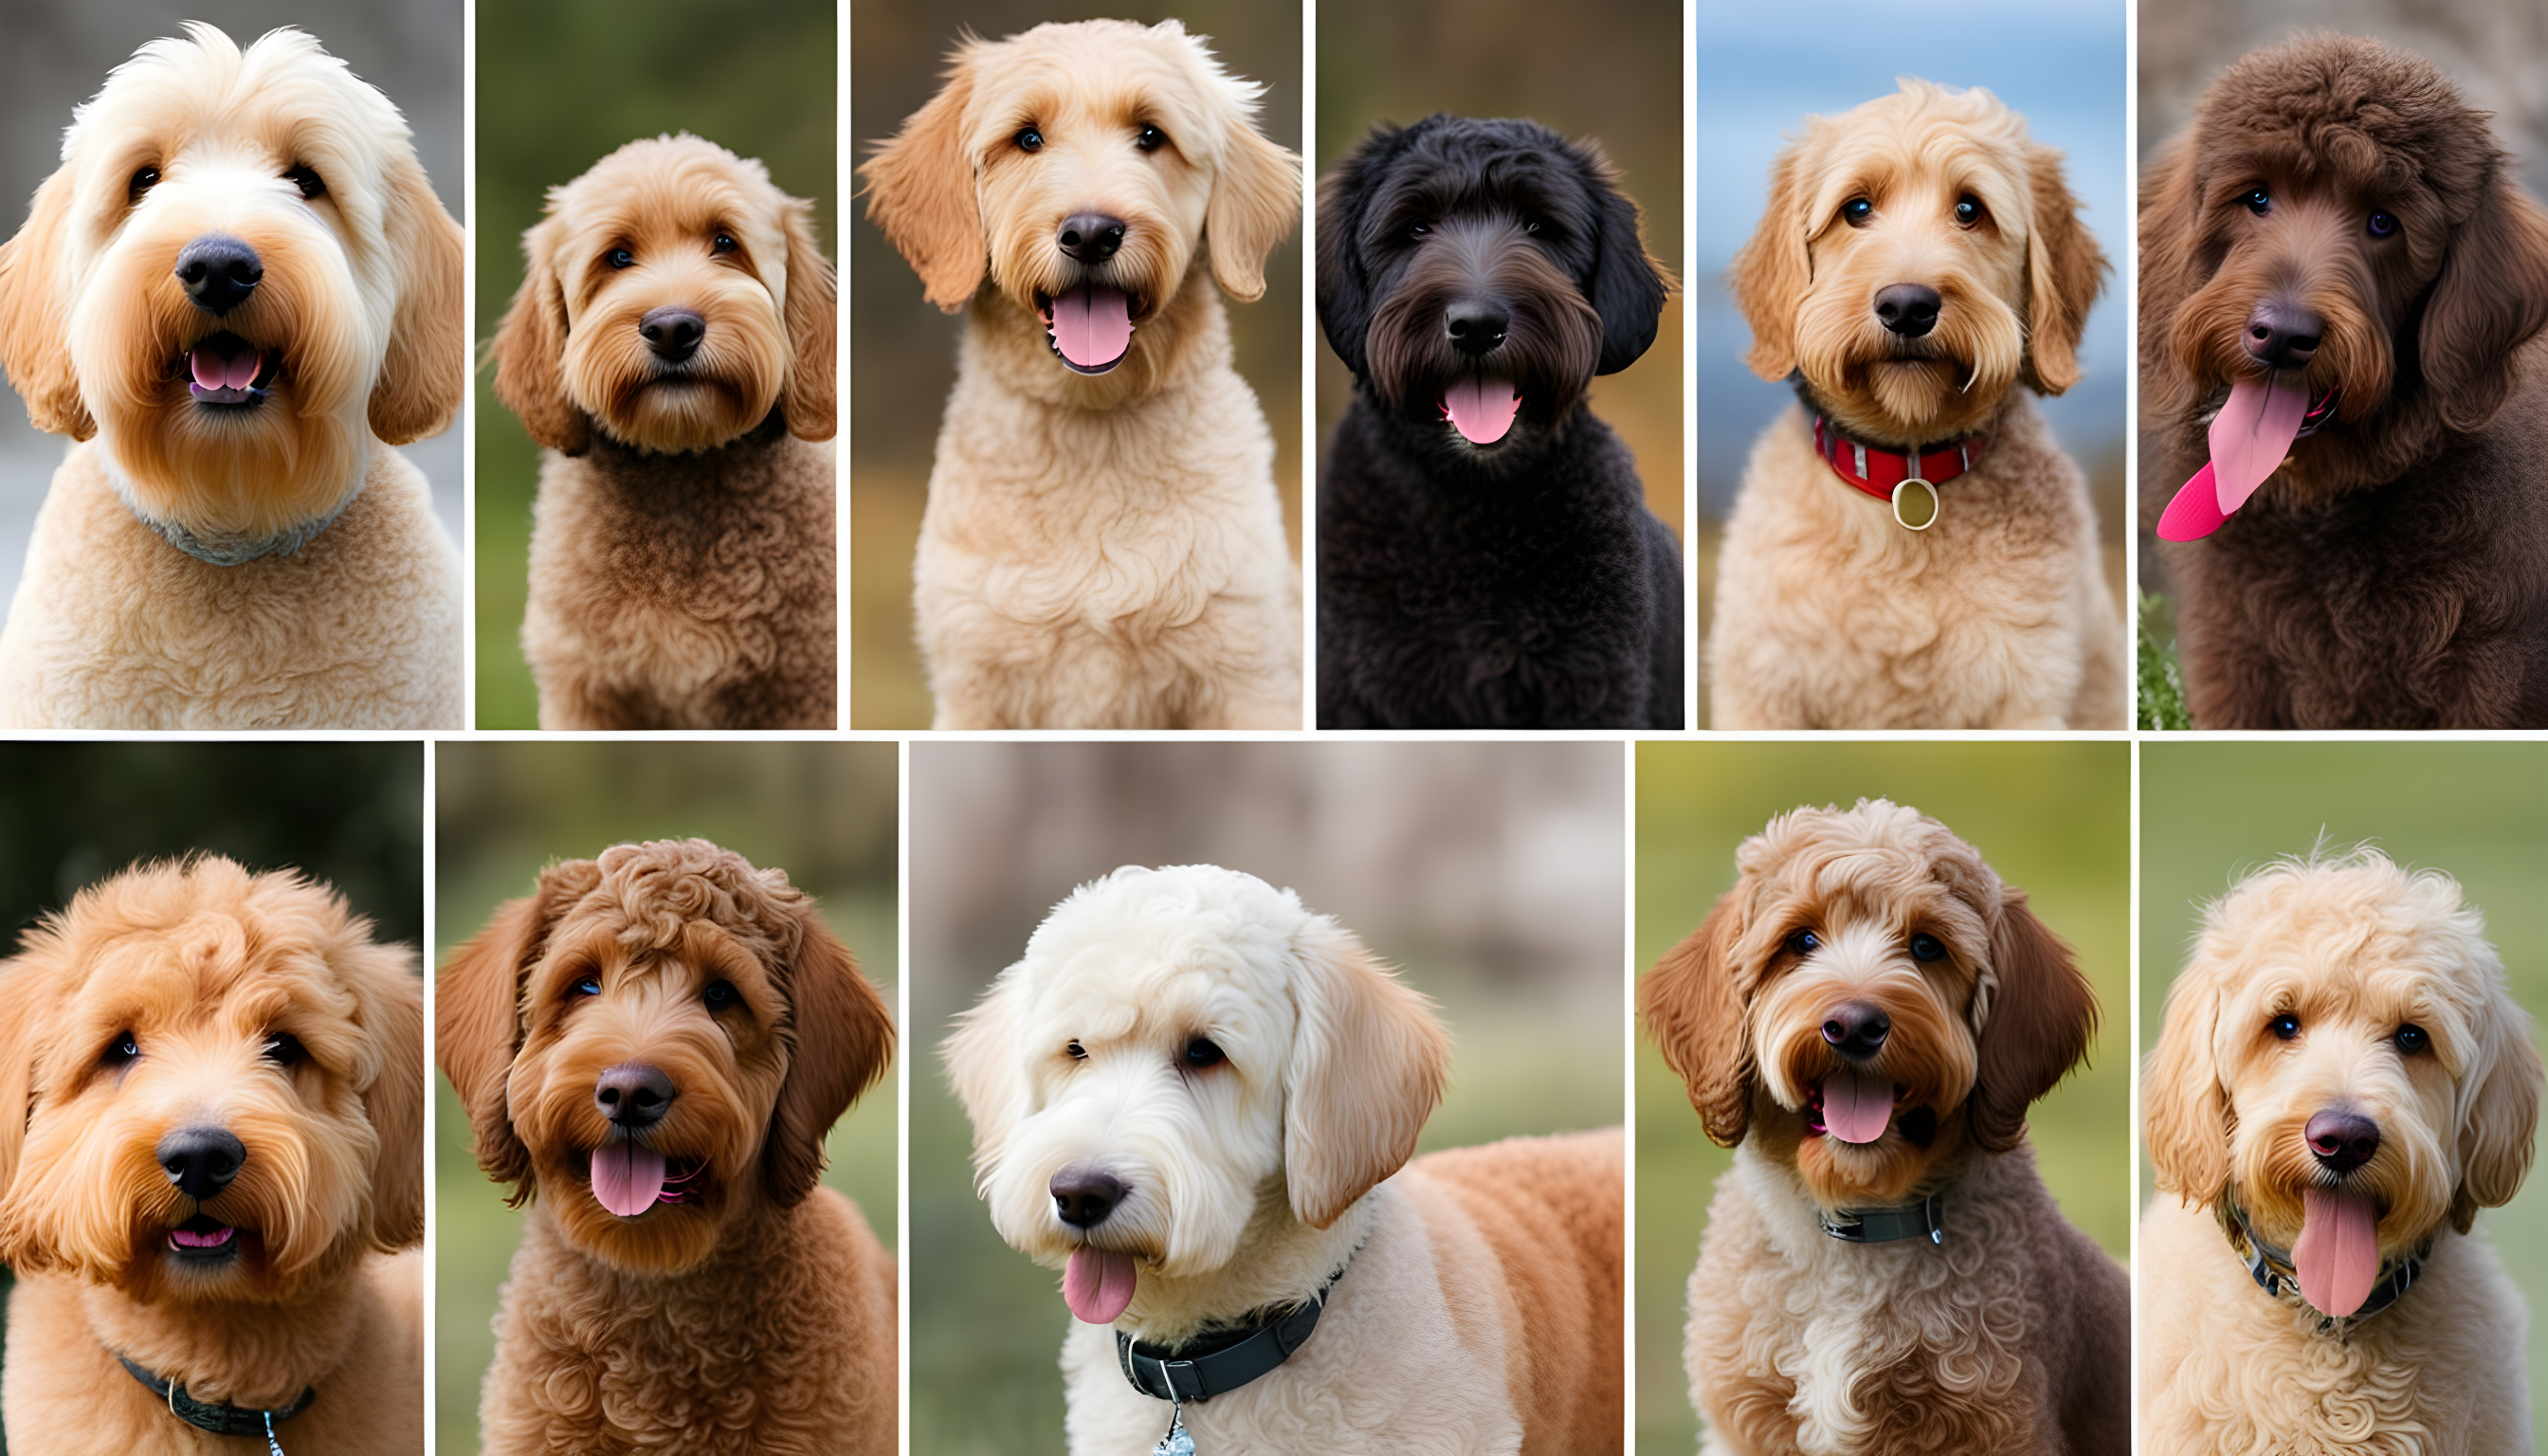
[2137,592,2188,731]
[2140,742,2548,1452]
[1634,741,2130,1453]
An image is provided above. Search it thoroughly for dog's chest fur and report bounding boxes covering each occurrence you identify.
[523,421,836,728]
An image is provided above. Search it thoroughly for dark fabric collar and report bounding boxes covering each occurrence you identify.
[1116,1250,1361,1407]
[2216,1190,2432,1333]
[1819,1187,1947,1245]
[117,1352,312,1444]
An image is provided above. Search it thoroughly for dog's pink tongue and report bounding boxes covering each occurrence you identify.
[2293,1187,2381,1317]
[1064,1247,1138,1324]
[1051,284,1132,370]
[592,1141,667,1217]
[1821,1066,1894,1144]
[1445,376,1520,445]
[2209,372,2310,514]
[190,347,258,391]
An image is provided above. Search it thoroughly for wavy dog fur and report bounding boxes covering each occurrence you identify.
[1640,801,2123,1455]
[436,839,894,1454]
[2143,34,2548,727]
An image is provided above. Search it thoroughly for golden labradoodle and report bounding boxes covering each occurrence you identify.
[2141,851,2543,1454]
[437,839,895,1454]
[1712,81,2120,729]
[1641,801,2125,1454]
[865,20,1303,729]
[493,136,837,730]
[946,865,1622,1453]
[0,24,464,728]
[0,858,425,1453]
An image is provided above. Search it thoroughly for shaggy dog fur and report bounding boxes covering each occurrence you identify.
[0,24,463,729]
[2143,34,2548,727]
[492,135,837,729]
[865,20,1302,729]
[946,865,1622,1454]
[1316,114,1681,729]
[436,839,894,1455]
[1640,801,2124,1455]
[1712,80,2120,730]
[2140,851,2544,1455]
[0,858,424,1454]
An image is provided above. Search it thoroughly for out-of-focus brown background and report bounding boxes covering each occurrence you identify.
[849,2,1303,727]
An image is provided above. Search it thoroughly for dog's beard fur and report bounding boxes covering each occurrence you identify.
[1360,212,1600,462]
[556,224,788,455]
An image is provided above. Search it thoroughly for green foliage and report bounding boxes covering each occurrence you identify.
[2138,592,2191,731]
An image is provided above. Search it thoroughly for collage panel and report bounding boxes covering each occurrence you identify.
[906,740,1624,1452]
[1635,738,2130,1451]
[430,740,898,1453]
[0,741,426,1447]
[473,0,839,730]
[2139,741,2548,1449]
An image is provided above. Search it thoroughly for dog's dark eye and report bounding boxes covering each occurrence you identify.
[1182,1037,1225,1069]
[569,975,602,1000]
[284,164,325,200]
[263,1032,306,1066]
[1409,223,1429,240]
[2269,1012,2301,1041]
[1016,126,1045,154]
[129,167,161,200]
[1065,1039,1086,1061]
[702,980,738,1011]
[1524,218,1541,235]
[2367,210,2397,239]
[1842,198,1873,227]
[102,1030,140,1066]
[1135,123,1167,154]
[606,248,634,270]
[2394,1023,2430,1055]
[1908,933,1945,962]
[2243,188,2271,216]
[1953,195,1982,228]
[1786,928,1821,956]
[712,232,737,254]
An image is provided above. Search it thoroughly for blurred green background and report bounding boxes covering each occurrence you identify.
[850,1,1302,727]
[474,0,837,726]
[1634,740,2129,1453]
[2141,741,2548,1445]
[0,742,423,1453]
[432,742,897,1455]
[906,741,1622,1453]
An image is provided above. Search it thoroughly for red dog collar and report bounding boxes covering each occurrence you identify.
[1811,414,1990,531]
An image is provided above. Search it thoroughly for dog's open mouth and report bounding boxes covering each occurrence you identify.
[2295,386,2342,438]
[2293,1184,2388,1318]
[167,1213,241,1263]
[173,331,282,407]
[1805,1068,1903,1144]
[1440,374,1520,445]
[1037,284,1138,374]
[585,1142,707,1217]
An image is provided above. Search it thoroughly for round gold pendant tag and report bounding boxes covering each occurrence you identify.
[1892,476,1939,531]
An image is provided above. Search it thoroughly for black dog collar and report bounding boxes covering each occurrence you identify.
[1117,1292,1325,1404]
[1819,1187,1947,1245]
[2216,1191,2430,1332]
[117,1352,312,1445]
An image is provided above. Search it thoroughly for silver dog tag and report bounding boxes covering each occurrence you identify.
[1892,473,1939,531]
[1153,1402,1194,1456]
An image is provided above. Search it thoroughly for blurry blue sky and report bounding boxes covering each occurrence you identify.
[1696,0,2126,518]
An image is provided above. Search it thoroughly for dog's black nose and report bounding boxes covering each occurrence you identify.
[1872,283,1941,338]
[1050,1166,1126,1228]
[156,1126,246,1202]
[1445,300,1509,357]
[594,1063,677,1129]
[2245,300,2322,369]
[2305,1108,2380,1174]
[174,235,263,316]
[1057,212,1126,263]
[639,306,705,364]
[1820,1003,1891,1061]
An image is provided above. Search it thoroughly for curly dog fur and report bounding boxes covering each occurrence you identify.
[437,838,894,1455]
[1641,801,2124,1455]
[946,865,1623,1453]
[1712,80,2120,729]
[865,20,1302,729]
[492,135,837,729]
[2143,34,2548,727]
[0,24,464,728]
[0,858,424,1454]
[1316,114,1681,728]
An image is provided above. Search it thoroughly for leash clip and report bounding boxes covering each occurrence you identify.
[1892,472,1939,532]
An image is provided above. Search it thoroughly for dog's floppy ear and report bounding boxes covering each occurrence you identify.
[780,196,837,442]
[1207,124,1301,303]
[1729,137,1811,382]
[2142,966,2229,1200]
[2020,143,2105,396]
[2451,991,2543,1233]
[1575,137,1673,376]
[1314,123,1402,380]
[2419,168,2548,435]
[944,967,1028,1176]
[369,157,465,445]
[2136,135,2206,423]
[489,214,591,456]
[347,945,427,1249]
[1639,888,1753,1147]
[761,908,892,1207]
[0,165,96,440]
[1968,888,2097,1155]
[1283,916,1449,1228]
[0,956,44,1207]
[434,890,557,1196]
[864,47,986,314]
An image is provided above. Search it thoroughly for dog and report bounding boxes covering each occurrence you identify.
[436,838,894,1454]
[1710,80,2120,730]
[945,864,1622,1454]
[2144,34,2548,727]
[1639,800,2124,1454]
[0,857,424,1453]
[2140,850,2543,1453]
[1316,114,1681,729]
[0,24,463,729]
[491,135,837,729]
[864,20,1302,730]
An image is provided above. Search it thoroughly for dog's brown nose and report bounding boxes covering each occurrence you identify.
[2244,301,2322,369]
[1821,1003,1890,1061]
[595,1063,677,1130]
[1057,212,1126,263]
[1445,300,1509,356]
[157,1125,246,1202]
[1872,283,1940,338]
[639,306,705,364]
[1050,1165,1126,1228]
[2305,1108,2380,1174]
[175,234,263,316]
